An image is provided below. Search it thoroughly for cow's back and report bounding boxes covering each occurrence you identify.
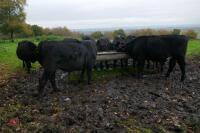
[127,35,188,60]
[161,35,188,57]
[38,40,96,72]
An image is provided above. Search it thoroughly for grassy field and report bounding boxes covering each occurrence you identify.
[0,37,200,80]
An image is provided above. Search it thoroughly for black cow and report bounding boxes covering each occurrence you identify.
[113,36,126,52]
[97,37,111,51]
[124,35,165,71]
[113,35,136,52]
[126,35,188,81]
[96,37,112,69]
[112,36,129,68]
[16,41,37,73]
[37,40,97,95]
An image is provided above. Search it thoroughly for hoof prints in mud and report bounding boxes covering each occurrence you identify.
[0,57,200,132]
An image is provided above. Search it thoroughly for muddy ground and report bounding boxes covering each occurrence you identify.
[0,57,200,133]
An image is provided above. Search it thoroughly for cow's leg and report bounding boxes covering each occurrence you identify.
[50,72,59,93]
[100,61,104,70]
[79,68,85,82]
[132,59,136,67]
[68,72,71,82]
[165,58,176,78]
[93,64,97,70]
[151,61,155,69]
[26,61,31,73]
[160,62,164,73]
[146,60,150,69]
[113,60,117,68]
[156,61,159,70]
[38,70,49,96]
[137,59,145,78]
[177,57,186,81]
[23,61,25,68]
[96,62,100,70]
[120,59,124,68]
[87,67,92,84]
[125,59,128,68]
[105,61,109,69]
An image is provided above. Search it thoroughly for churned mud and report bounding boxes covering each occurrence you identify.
[0,57,200,132]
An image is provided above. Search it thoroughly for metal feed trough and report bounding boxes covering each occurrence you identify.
[96,51,129,61]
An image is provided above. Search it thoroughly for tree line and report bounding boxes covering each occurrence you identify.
[92,28,198,40]
[0,0,81,41]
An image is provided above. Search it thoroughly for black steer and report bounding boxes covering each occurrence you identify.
[126,35,188,81]
[97,37,111,51]
[37,40,97,95]
[96,37,112,69]
[112,36,129,68]
[16,41,37,73]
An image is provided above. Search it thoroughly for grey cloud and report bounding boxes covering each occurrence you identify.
[25,0,200,29]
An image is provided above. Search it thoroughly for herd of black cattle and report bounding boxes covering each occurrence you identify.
[16,35,188,96]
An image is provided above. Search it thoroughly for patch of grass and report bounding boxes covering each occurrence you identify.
[68,66,159,83]
[0,41,23,75]
[187,39,200,57]
[93,68,129,80]
[67,67,140,84]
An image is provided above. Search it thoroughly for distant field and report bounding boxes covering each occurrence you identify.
[0,37,200,79]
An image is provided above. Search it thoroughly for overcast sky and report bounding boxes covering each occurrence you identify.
[25,0,200,29]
